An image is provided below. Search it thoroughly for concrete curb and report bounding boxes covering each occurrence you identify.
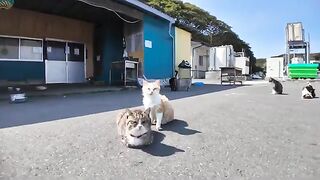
[0,87,133,101]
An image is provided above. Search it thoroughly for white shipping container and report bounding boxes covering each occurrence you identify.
[208,45,235,71]
[235,57,250,75]
[287,22,304,42]
[266,57,284,78]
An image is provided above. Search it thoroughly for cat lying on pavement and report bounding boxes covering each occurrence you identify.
[116,108,153,148]
[302,82,316,99]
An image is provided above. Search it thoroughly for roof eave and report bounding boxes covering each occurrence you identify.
[123,0,175,23]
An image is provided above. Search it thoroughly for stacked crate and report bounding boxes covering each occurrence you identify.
[288,64,318,79]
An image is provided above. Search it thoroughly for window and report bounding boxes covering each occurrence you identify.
[20,39,42,60]
[0,37,19,59]
[46,41,66,61]
[126,32,143,52]
[68,43,84,62]
[199,56,203,66]
[0,36,43,62]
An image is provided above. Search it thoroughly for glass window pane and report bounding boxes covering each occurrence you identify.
[0,37,19,59]
[68,43,84,62]
[199,56,203,66]
[21,39,43,60]
[46,41,66,61]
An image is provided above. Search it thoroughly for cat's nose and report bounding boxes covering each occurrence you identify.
[138,125,142,130]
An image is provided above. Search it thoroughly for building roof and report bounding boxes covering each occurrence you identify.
[191,41,211,48]
[122,0,175,23]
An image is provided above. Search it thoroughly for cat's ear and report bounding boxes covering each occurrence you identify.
[155,80,160,86]
[144,108,151,116]
[143,80,148,86]
[125,109,133,118]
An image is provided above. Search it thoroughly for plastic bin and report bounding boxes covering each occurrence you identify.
[176,78,192,91]
[178,68,191,79]
[178,60,192,79]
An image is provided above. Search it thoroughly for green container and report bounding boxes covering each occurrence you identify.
[288,64,318,79]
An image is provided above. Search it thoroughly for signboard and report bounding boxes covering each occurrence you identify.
[144,40,152,48]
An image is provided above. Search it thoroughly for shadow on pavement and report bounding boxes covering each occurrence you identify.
[162,119,201,135]
[0,84,242,129]
[141,131,185,157]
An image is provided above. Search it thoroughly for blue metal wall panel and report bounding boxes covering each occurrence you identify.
[144,15,174,79]
[0,61,44,81]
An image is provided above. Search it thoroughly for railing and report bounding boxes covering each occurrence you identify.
[191,70,207,79]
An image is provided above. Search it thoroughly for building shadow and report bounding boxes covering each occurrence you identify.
[0,84,242,129]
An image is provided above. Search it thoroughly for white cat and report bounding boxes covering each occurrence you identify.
[301,82,316,99]
[142,80,174,131]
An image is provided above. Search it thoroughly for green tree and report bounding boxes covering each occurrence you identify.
[140,0,257,73]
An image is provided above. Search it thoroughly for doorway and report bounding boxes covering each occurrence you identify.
[45,39,85,83]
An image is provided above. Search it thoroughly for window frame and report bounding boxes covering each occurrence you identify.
[0,35,43,62]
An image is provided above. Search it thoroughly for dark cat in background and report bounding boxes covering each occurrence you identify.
[269,77,283,94]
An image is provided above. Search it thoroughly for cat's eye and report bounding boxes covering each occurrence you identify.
[148,88,151,90]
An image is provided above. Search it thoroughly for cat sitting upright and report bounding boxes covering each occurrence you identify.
[269,77,283,94]
[116,108,153,148]
[142,80,174,131]
[302,82,316,99]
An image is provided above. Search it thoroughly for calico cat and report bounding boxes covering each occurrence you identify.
[302,82,316,99]
[142,80,174,131]
[269,77,283,94]
[116,108,153,148]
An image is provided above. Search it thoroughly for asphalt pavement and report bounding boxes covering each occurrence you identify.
[0,81,319,179]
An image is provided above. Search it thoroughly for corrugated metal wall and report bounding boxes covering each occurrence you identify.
[175,27,191,70]
[143,15,174,79]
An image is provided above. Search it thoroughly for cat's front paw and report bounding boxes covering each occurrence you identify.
[155,125,162,131]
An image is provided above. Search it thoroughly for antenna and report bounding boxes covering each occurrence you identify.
[308,33,311,63]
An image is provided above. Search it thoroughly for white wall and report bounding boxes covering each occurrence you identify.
[208,45,235,70]
[235,57,250,75]
[192,46,210,71]
[266,57,284,78]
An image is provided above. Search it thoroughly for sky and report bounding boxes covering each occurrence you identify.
[182,0,320,58]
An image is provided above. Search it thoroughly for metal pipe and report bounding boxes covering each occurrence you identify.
[308,33,311,63]
[168,22,175,77]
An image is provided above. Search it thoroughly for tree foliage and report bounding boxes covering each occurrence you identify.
[140,0,257,73]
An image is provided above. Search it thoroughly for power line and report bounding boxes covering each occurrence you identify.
[78,0,141,24]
